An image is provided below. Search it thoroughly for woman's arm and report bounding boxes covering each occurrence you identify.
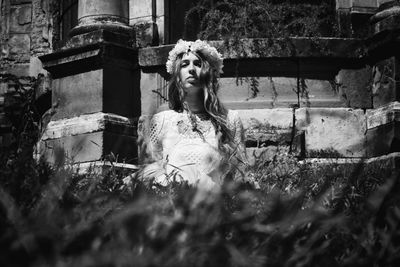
[147,112,166,162]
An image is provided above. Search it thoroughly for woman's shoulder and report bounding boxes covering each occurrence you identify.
[152,109,179,120]
[227,109,240,123]
[227,109,239,117]
[149,110,178,142]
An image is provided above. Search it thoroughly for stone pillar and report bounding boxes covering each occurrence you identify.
[366,0,400,159]
[70,0,131,37]
[38,1,139,170]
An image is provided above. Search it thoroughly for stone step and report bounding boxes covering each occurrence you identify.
[235,107,367,158]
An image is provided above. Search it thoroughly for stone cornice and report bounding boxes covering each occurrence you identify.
[139,38,366,78]
[42,112,137,140]
[39,31,138,78]
[139,38,365,67]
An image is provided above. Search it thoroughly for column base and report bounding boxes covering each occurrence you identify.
[38,112,138,166]
[69,23,133,38]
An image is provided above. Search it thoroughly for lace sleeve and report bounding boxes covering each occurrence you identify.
[147,112,166,162]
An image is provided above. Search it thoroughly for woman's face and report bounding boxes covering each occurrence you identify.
[179,52,202,93]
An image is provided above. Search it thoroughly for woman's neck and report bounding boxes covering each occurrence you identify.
[184,91,205,113]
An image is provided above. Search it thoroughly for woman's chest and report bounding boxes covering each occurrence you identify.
[162,115,218,148]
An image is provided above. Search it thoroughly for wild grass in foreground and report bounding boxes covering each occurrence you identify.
[1,152,399,267]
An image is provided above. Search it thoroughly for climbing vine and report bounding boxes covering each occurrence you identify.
[184,0,337,99]
[184,0,337,41]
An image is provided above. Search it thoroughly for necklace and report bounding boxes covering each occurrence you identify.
[176,111,212,139]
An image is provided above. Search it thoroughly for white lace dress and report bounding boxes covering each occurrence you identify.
[144,109,245,189]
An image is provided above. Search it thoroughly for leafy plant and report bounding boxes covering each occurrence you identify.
[185,0,337,41]
[0,144,398,267]
[183,0,337,100]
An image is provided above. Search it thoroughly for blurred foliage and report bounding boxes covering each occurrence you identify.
[0,74,50,211]
[0,145,399,266]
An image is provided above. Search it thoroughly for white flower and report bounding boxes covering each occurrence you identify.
[166,39,224,75]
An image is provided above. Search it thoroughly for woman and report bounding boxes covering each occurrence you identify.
[143,39,246,189]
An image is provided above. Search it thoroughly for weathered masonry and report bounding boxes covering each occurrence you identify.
[0,0,399,171]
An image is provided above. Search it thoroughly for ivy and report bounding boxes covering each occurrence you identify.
[184,0,337,41]
[184,0,337,99]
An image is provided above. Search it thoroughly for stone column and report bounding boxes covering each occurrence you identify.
[365,0,400,160]
[70,0,131,37]
[38,0,139,171]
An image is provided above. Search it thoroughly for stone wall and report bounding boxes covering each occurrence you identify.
[0,0,55,76]
[0,0,55,148]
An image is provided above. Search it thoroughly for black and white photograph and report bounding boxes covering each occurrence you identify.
[0,0,399,266]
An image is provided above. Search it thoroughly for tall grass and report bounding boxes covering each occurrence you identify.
[1,150,399,266]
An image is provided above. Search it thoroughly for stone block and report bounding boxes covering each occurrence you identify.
[8,34,30,60]
[0,82,8,95]
[352,0,377,8]
[17,4,31,24]
[336,67,373,108]
[51,66,139,120]
[40,131,104,164]
[140,71,166,116]
[366,121,400,157]
[296,108,367,157]
[237,108,294,146]
[52,69,103,120]
[40,131,138,165]
[29,56,47,77]
[10,5,32,33]
[3,63,30,76]
[42,113,136,140]
[40,112,138,165]
[238,108,293,129]
[336,0,351,9]
[219,77,347,109]
[103,65,140,118]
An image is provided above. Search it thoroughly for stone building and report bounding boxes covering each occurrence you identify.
[0,0,398,171]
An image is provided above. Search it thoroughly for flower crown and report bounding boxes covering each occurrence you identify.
[166,39,224,75]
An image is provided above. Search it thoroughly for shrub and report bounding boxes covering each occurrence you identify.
[0,153,399,267]
[184,0,338,41]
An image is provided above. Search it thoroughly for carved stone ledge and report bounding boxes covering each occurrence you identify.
[139,38,365,79]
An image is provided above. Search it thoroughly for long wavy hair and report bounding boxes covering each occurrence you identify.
[168,51,234,150]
